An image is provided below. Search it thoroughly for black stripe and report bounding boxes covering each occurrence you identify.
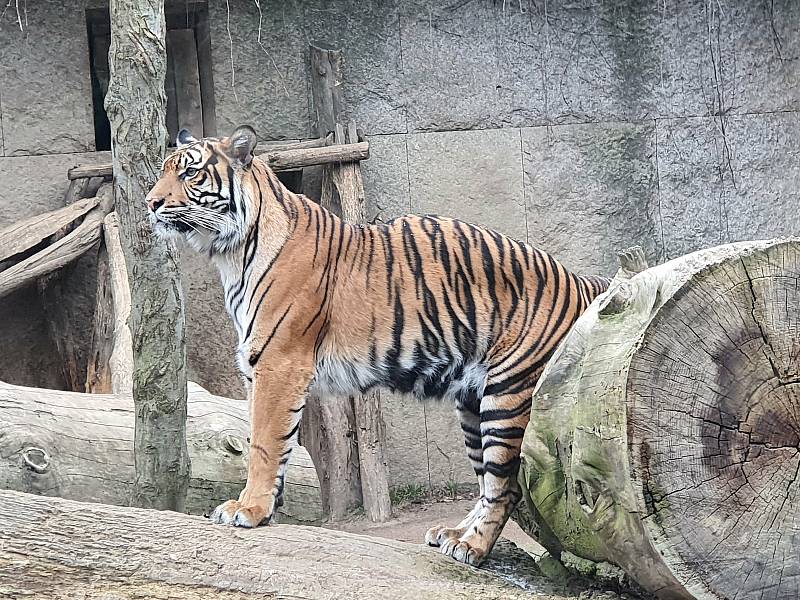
[249,304,292,366]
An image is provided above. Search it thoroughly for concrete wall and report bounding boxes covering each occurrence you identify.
[2,0,799,489]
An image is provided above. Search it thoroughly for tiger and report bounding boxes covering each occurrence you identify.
[145,125,610,566]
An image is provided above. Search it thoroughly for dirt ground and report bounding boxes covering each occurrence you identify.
[324,496,640,600]
[325,496,539,552]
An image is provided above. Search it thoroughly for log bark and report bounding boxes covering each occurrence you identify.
[105,0,190,511]
[0,490,533,600]
[518,239,800,600]
[0,187,113,300]
[0,380,322,524]
[329,122,392,523]
[67,140,368,179]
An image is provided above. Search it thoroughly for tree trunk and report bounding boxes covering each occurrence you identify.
[104,0,190,510]
[0,490,536,600]
[518,239,800,600]
[0,380,322,524]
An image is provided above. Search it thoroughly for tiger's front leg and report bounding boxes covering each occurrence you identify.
[210,357,312,528]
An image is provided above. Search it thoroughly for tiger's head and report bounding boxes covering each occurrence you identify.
[146,125,258,254]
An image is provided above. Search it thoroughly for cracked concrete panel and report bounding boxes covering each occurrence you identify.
[655,1,800,118]
[399,0,505,132]
[523,122,661,276]
[209,0,308,140]
[658,113,800,260]
[298,1,406,135]
[407,129,527,242]
[495,1,660,125]
[361,134,410,223]
[0,0,95,155]
[423,402,475,487]
[382,394,474,488]
[723,112,800,242]
[656,117,731,260]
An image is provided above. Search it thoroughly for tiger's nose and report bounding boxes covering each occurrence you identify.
[147,196,165,212]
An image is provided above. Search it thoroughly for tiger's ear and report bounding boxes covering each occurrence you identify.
[177,128,198,147]
[226,125,257,167]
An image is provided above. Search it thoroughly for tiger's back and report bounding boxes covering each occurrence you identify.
[146,125,610,567]
[296,210,606,405]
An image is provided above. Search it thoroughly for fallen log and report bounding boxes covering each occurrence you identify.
[519,239,800,600]
[0,379,322,524]
[67,140,369,180]
[0,186,113,300]
[0,490,536,600]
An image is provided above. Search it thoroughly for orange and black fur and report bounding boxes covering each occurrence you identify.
[146,126,610,565]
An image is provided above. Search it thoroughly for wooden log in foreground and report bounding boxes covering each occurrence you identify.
[0,490,535,600]
[67,140,369,180]
[519,239,800,600]
[0,380,322,525]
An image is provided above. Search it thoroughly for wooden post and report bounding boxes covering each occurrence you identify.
[305,44,392,522]
[104,0,190,511]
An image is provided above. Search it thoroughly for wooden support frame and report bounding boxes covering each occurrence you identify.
[67,140,369,180]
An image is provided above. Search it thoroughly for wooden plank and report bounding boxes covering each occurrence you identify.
[168,28,203,136]
[0,189,113,300]
[68,141,369,179]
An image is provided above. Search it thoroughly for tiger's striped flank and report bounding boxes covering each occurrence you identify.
[145,125,610,566]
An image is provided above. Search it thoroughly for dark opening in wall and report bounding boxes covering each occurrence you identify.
[86,2,217,151]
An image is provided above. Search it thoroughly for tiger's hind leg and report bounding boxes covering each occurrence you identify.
[441,391,529,566]
[425,394,485,547]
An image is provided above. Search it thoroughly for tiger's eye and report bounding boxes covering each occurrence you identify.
[184,167,198,178]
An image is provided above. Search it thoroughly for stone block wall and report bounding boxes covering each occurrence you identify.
[1,0,799,489]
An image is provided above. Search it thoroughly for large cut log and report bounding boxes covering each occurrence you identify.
[0,380,322,525]
[518,239,800,600]
[0,490,537,600]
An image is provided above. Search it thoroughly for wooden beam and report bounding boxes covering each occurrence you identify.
[0,188,113,300]
[67,140,368,180]
[0,197,99,265]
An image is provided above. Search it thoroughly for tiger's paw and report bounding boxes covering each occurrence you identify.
[440,536,488,566]
[209,499,271,528]
[425,524,463,547]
